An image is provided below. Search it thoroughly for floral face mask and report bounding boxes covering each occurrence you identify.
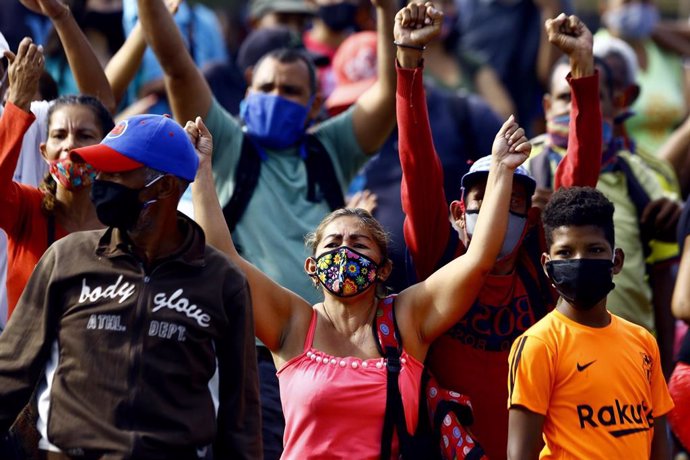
[49,158,97,191]
[312,247,379,297]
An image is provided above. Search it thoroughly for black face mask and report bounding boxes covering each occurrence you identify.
[90,178,160,230]
[545,258,615,310]
[318,3,357,32]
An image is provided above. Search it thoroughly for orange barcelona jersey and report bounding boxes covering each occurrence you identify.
[508,309,674,459]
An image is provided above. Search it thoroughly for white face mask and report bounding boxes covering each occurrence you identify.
[464,210,527,260]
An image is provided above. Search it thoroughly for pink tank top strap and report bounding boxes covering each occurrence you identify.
[303,308,318,352]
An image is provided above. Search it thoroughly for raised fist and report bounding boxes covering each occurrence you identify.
[394,2,443,49]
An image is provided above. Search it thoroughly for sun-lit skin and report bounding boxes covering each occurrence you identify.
[40,105,104,162]
[547,225,616,261]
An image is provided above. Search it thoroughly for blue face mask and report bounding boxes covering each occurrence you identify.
[604,3,659,40]
[240,92,312,150]
[464,210,527,260]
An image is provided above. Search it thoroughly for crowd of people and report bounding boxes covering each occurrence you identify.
[0,0,689,459]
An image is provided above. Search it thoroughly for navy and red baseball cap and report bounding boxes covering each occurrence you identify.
[71,114,198,182]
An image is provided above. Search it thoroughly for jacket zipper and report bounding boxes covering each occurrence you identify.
[125,262,150,432]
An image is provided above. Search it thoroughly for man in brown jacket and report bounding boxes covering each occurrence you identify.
[0,114,261,459]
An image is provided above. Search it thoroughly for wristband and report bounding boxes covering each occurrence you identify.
[393,41,426,51]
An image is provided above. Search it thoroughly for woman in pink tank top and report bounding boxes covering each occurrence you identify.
[188,3,533,457]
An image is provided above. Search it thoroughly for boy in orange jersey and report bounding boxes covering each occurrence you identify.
[506,186,674,460]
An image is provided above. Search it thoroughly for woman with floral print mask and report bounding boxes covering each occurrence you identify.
[193,102,531,458]
[191,5,531,454]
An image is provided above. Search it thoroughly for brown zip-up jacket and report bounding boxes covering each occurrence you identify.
[0,214,261,459]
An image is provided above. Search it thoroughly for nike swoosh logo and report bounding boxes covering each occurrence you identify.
[577,360,596,372]
[609,427,651,437]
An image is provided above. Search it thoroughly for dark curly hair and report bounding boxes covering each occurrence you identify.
[542,186,615,249]
[39,94,114,215]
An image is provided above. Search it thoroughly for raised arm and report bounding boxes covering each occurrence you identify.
[399,115,531,354]
[104,22,147,108]
[105,0,182,107]
[187,117,311,355]
[546,14,602,190]
[350,0,398,154]
[535,0,566,87]
[0,38,41,232]
[395,2,449,282]
[20,0,116,113]
[138,0,213,123]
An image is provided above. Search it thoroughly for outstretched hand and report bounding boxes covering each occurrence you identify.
[394,2,443,49]
[491,115,531,171]
[20,0,69,20]
[5,37,44,112]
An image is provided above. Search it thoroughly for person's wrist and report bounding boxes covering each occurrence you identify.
[50,6,71,22]
[395,45,424,69]
[569,52,594,78]
[497,164,518,180]
[9,92,33,112]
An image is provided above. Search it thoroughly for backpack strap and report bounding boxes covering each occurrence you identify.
[614,155,651,219]
[374,296,410,460]
[222,134,345,233]
[222,136,262,233]
[304,135,345,210]
[613,155,652,258]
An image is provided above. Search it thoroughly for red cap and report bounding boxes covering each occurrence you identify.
[326,32,378,112]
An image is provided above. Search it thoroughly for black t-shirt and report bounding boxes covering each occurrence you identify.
[677,204,690,364]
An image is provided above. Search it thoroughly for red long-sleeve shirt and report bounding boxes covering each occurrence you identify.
[398,65,602,459]
[0,102,67,318]
[399,67,602,281]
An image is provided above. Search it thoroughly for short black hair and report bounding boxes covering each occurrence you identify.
[542,186,615,249]
[254,47,317,96]
[47,94,114,138]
